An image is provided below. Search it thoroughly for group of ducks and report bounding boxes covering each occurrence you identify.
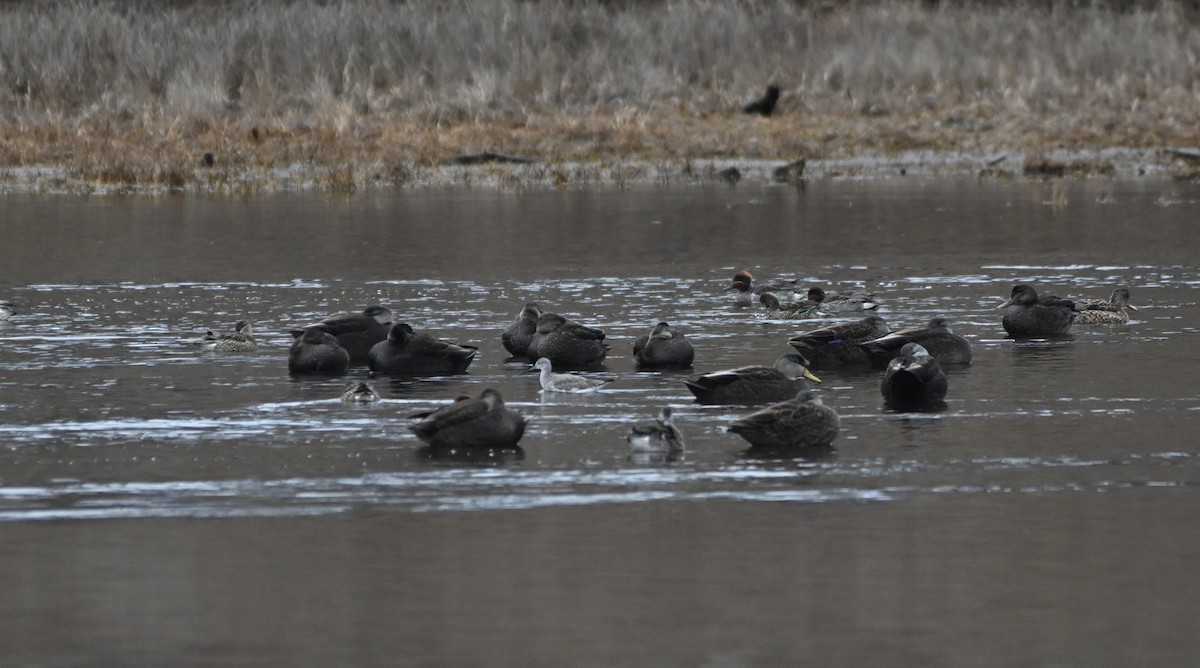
[181,271,1138,459]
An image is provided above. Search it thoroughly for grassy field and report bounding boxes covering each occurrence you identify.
[2,0,1199,191]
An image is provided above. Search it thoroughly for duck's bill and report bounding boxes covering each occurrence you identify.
[803,369,822,383]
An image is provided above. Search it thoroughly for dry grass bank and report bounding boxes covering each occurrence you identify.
[1,0,1199,191]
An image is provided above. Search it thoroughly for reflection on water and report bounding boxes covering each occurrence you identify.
[1,178,1199,664]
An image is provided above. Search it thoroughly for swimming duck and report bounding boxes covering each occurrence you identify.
[0,300,14,320]
[367,323,478,375]
[409,389,528,450]
[759,292,830,320]
[787,314,890,367]
[728,390,841,450]
[303,305,392,364]
[805,286,878,312]
[632,321,695,369]
[502,302,542,357]
[880,343,948,409]
[525,357,612,393]
[860,316,972,368]
[526,312,608,369]
[626,407,685,454]
[724,271,799,306]
[288,327,351,375]
[341,381,381,403]
[198,320,257,352]
[997,284,1077,337]
[683,354,821,405]
[1073,287,1138,325]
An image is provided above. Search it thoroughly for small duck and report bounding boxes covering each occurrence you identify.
[367,323,478,376]
[787,314,890,367]
[724,271,799,307]
[288,327,350,375]
[409,389,528,450]
[759,292,830,320]
[804,286,878,312]
[632,321,695,369]
[881,343,948,409]
[683,354,821,405]
[626,407,685,455]
[341,381,381,403]
[1074,287,1138,325]
[526,312,608,369]
[728,390,841,450]
[525,357,612,393]
[997,284,1077,337]
[302,305,393,364]
[198,320,257,352]
[0,300,14,320]
[502,302,541,357]
[860,316,972,368]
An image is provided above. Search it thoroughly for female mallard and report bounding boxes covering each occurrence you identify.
[199,320,257,352]
[787,314,889,367]
[860,316,971,368]
[997,284,1077,337]
[683,354,821,405]
[525,357,612,393]
[626,407,685,455]
[409,388,528,451]
[341,381,381,403]
[525,312,608,369]
[632,321,695,369]
[367,323,478,376]
[1073,287,1138,325]
[288,327,350,375]
[880,343,948,409]
[759,292,829,320]
[805,286,878,312]
[728,390,841,449]
[724,270,799,307]
[302,305,392,364]
[502,302,541,357]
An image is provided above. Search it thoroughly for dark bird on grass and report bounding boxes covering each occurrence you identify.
[787,314,890,367]
[880,343,948,409]
[860,316,972,368]
[683,354,821,405]
[996,284,1077,337]
[408,389,528,451]
[502,302,542,357]
[368,323,478,376]
[302,305,393,364]
[742,84,781,116]
[632,321,695,369]
[728,390,840,450]
[288,327,350,376]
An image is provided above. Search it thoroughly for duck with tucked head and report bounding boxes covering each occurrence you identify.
[787,314,890,367]
[1073,287,1138,325]
[805,286,878,312]
[881,343,948,410]
[0,300,14,321]
[724,271,799,307]
[525,357,612,393]
[684,354,821,405]
[526,312,608,369]
[997,284,1077,337]
[341,381,381,403]
[302,305,392,364]
[368,323,478,376]
[728,389,841,450]
[860,316,971,368]
[408,388,528,451]
[759,292,829,320]
[626,407,685,455]
[632,321,695,369]
[199,320,257,352]
[288,327,350,375]
[502,302,541,358]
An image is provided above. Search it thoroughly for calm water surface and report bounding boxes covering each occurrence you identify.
[1,178,1198,665]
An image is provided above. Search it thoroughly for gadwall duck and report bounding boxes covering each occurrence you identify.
[526,312,608,369]
[198,320,257,352]
[502,302,541,357]
[303,305,392,364]
[367,323,478,376]
[409,389,528,450]
[626,407,685,454]
[728,390,841,450]
[632,321,695,369]
[1074,287,1138,325]
[997,284,1077,337]
[341,381,380,403]
[683,354,821,405]
[787,314,890,367]
[881,343,948,409]
[860,316,972,368]
[525,357,612,393]
[288,328,350,375]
